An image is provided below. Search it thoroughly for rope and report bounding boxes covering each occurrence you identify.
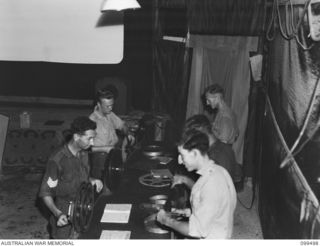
[266,96,319,208]
[280,73,320,168]
[265,0,314,50]
[310,205,320,238]
[237,183,256,210]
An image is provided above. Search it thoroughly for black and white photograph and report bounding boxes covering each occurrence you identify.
[0,0,319,242]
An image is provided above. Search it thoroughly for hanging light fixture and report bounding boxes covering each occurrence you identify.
[101,0,141,11]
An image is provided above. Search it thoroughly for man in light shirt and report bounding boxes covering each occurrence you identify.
[89,88,134,183]
[204,84,239,145]
[156,129,237,239]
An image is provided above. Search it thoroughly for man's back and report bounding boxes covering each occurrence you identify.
[189,163,237,239]
[208,140,241,182]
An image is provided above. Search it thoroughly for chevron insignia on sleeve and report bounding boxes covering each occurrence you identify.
[47,177,58,188]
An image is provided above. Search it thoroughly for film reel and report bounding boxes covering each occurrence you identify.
[139,173,172,188]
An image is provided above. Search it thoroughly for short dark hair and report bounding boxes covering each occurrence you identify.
[183,114,212,135]
[178,129,209,155]
[204,84,225,97]
[94,88,115,106]
[70,116,96,135]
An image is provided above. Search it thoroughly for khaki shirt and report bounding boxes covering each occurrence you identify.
[189,162,237,239]
[212,105,239,144]
[89,108,124,148]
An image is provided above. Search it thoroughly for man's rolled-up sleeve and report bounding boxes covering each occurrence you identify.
[39,160,59,198]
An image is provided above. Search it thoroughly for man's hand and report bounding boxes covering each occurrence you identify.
[156,209,173,227]
[57,213,69,227]
[171,208,191,218]
[172,174,195,189]
[90,179,103,193]
[172,174,186,187]
[127,134,135,145]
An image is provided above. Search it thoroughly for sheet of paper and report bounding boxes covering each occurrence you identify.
[100,204,132,223]
[100,230,131,239]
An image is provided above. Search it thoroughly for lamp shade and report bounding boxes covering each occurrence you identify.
[101,0,141,11]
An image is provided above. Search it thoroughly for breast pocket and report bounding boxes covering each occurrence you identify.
[56,171,77,198]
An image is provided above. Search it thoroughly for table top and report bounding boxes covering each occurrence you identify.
[80,155,178,239]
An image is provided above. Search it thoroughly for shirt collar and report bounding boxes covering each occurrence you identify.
[196,160,216,176]
[93,106,104,119]
[62,144,74,158]
[63,144,86,158]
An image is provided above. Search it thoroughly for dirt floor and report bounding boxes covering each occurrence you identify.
[0,169,262,239]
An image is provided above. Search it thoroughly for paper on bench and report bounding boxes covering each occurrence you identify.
[100,204,132,223]
[100,230,131,239]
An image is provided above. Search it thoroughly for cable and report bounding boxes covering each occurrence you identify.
[265,0,314,50]
[310,204,320,238]
[237,183,256,210]
[266,0,277,41]
[280,73,320,168]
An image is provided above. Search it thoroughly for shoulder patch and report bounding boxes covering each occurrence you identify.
[47,177,58,188]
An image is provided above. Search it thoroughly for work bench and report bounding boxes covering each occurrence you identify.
[80,148,180,239]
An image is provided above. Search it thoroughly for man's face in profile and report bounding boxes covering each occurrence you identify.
[205,93,220,110]
[76,129,96,150]
[98,98,114,116]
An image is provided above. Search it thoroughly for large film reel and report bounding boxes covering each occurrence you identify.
[104,148,124,192]
[139,173,172,188]
[68,182,94,233]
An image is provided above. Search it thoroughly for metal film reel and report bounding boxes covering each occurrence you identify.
[139,173,172,188]
[69,182,94,233]
[144,213,170,234]
[104,148,124,192]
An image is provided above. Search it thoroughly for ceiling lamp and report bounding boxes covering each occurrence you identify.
[101,0,141,11]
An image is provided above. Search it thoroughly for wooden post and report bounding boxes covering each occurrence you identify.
[0,114,9,177]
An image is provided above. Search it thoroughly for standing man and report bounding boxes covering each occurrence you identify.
[89,88,134,181]
[204,84,239,145]
[39,116,103,239]
[156,129,237,239]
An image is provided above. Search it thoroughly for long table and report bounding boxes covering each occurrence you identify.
[80,153,178,239]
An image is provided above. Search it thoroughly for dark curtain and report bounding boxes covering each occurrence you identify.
[259,3,320,238]
[243,80,264,178]
[151,40,192,141]
[151,0,192,142]
[187,0,265,36]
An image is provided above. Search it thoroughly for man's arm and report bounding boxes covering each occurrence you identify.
[156,210,190,237]
[113,114,135,144]
[172,174,195,189]
[91,145,113,153]
[42,196,68,227]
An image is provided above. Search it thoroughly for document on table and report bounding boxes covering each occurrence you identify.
[100,230,131,239]
[100,203,132,223]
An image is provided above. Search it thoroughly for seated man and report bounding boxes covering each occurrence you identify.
[38,116,103,239]
[182,114,242,183]
[156,129,237,239]
[89,88,134,181]
[203,84,239,145]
